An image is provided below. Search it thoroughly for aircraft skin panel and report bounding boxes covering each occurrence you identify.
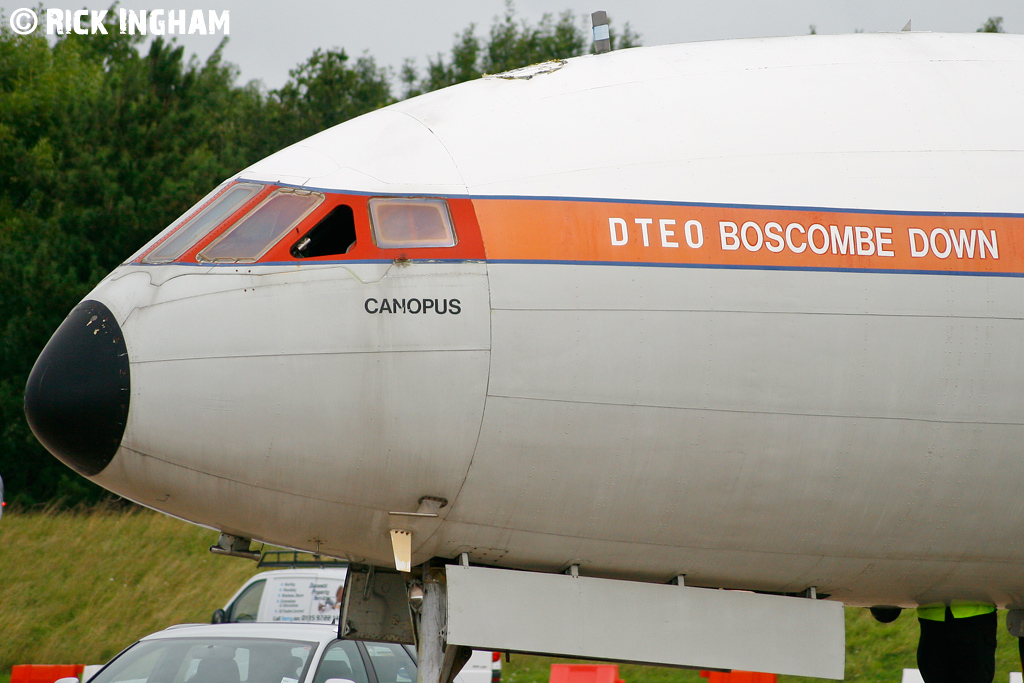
[238,140,342,188]
[94,446,397,565]
[238,34,1024,212]
[120,264,489,361]
[441,62,1024,207]
[99,263,397,309]
[484,261,1024,319]
[448,395,1024,572]
[434,185,1024,603]
[485,306,1024,423]
[458,151,1024,230]
[430,512,1023,607]
[243,109,468,196]
[120,350,489,498]
[83,262,490,567]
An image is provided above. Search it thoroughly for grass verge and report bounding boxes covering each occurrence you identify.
[0,508,1021,682]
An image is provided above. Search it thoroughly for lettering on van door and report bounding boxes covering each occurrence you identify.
[269,578,344,623]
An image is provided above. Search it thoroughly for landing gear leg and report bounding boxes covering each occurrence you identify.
[416,566,470,683]
[917,608,996,683]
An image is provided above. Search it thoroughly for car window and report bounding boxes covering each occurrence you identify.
[89,638,316,683]
[363,644,415,683]
[98,642,167,683]
[228,580,266,623]
[248,645,313,683]
[312,641,368,683]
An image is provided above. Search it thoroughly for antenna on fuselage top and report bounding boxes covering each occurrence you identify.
[592,11,611,53]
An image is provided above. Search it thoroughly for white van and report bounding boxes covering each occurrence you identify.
[214,566,349,624]
[213,555,500,683]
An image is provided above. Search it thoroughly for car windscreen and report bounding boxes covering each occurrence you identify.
[89,637,318,683]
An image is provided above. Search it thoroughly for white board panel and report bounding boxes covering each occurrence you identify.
[446,565,845,679]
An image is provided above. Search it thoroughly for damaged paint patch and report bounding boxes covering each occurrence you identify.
[488,59,566,80]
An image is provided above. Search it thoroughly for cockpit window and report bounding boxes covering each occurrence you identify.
[143,182,263,264]
[199,189,324,263]
[369,198,456,248]
[292,204,356,258]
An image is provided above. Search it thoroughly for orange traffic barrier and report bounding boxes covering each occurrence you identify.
[549,664,624,683]
[11,665,85,683]
[700,671,777,683]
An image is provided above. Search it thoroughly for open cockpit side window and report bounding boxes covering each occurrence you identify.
[291,204,357,258]
[369,198,456,249]
[143,182,263,264]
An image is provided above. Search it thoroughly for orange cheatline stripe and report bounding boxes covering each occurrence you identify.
[473,198,1024,275]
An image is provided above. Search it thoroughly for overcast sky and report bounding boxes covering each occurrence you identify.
[12,0,1024,90]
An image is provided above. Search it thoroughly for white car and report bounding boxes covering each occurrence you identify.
[80,623,427,683]
[213,568,499,683]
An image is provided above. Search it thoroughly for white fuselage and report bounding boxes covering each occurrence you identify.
[44,32,1024,610]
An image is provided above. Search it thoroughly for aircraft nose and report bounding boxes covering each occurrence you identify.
[24,300,130,477]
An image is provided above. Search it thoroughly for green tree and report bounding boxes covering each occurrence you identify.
[978,16,1005,33]
[269,49,393,143]
[403,2,639,97]
[0,15,273,506]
